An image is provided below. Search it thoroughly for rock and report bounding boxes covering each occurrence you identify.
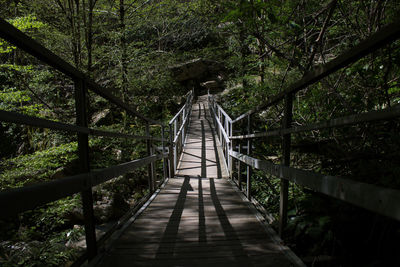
[51,167,66,179]
[93,195,114,223]
[169,58,208,81]
[65,207,84,224]
[91,109,111,126]
[169,58,225,82]
[112,149,122,161]
[65,236,86,251]
[94,203,113,223]
[200,80,220,89]
[111,193,130,219]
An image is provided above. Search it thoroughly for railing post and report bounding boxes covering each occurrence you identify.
[74,78,97,260]
[161,126,167,182]
[229,122,234,179]
[225,117,229,171]
[246,114,252,200]
[174,119,177,175]
[238,141,242,189]
[280,93,293,237]
[146,123,155,193]
[218,109,222,142]
[182,108,186,147]
[168,123,174,178]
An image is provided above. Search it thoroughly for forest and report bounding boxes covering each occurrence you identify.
[1,0,400,266]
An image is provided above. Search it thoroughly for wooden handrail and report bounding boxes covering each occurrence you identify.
[169,89,194,177]
[207,20,400,238]
[231,20,400,124]
[0,154,167,219]
[0,18,162,125]
[230,150,400,221]
[0,18,171,262]
[0,110,168,142]
[231,104,400,140]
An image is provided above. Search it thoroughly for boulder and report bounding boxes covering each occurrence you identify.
[169,58,225,82]
[91,109,111,126]
[51,167,66,179]
[200,80,220,89]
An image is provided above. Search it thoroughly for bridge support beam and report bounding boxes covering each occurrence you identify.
[161,126,167,182]
[280,93,293,237]
[174,120,178,175]
[74,78,97,260]
[238,141,243,190]
[246,115,252,201]
[146,123,155,193]
[229,127,234,180]
[169,124,175,178]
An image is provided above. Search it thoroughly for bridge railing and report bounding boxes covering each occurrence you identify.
[0,18,171,264]
[208,20,400,237]
[208,94,232,172]
[169,89,194,177]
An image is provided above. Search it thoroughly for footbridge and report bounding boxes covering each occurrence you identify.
[1,18,400,266]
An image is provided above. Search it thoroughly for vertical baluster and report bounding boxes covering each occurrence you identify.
[182,107,186,147]
[179,112,182,155]
[238,141,242,190]
[220,113,224,153]
[146,123,155,193]
[74,78,97,260]
[229,122,234,180]
[218,109,222,142]
[174,119,177,175]
[169,123,174,178]
[280,93,293,237]
[161,126,167,182]
[225,117,229,171]
[246,114,252,200]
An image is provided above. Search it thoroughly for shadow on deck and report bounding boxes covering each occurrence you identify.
[95,97,303,267]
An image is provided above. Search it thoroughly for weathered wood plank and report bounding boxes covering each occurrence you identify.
[95,97,303,267]
[230,150,400,221]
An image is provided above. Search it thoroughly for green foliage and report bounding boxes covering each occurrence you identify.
[0,15,45,54]
[1,0,399,266]
[0,142,78,190]
[0,228,81,267]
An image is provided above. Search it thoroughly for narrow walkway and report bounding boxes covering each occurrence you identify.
[97,96,300,267]
[176,96,228,178]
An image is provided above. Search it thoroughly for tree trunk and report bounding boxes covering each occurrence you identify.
[120,0,128,129]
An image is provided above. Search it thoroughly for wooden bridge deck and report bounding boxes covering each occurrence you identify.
[96,97,302,267]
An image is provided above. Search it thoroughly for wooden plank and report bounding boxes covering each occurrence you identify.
[116,232,273,244]
[113,239,281,250]
[96,97,302,266]
[99,253,293,267]
[230,150,400,221]
[175,99,228,179]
